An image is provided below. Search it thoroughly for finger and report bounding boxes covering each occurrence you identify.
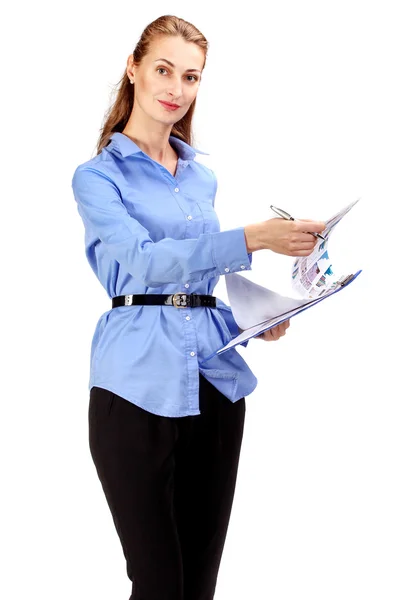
[277,323,287,337]
[293,233,319,244]
[295,220,326,233]
[259,330,270,341]
[289,247,318,257]
[288,243,315,257]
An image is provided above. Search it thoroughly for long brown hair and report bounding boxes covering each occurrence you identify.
[96,15,208,155]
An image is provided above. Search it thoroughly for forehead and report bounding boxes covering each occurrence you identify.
[146,35,204,70]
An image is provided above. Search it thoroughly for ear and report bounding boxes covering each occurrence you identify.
[126,54,136,82]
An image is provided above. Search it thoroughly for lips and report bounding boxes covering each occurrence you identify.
[158,100,180,110]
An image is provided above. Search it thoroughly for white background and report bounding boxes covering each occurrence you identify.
[2,1,399,598]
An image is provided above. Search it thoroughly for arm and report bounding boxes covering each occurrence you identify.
[71,166,252,288]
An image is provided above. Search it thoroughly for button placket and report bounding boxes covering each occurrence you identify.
[164,180,188,226]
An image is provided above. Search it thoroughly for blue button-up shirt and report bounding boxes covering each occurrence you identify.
[71,132,258,417]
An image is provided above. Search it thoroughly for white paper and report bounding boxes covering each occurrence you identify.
[222,279,353,352]
[224,272,312,331]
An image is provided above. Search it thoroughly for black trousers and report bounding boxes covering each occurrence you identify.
[88,373,246,600]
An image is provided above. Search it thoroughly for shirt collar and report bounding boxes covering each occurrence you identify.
[108,131,209,160]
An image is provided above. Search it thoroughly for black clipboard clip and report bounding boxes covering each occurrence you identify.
[339,274,355,286]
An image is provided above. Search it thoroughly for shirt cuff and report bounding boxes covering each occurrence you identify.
[210,227,252,275]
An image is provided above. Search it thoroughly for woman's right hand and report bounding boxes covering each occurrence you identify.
[244,218,326,257]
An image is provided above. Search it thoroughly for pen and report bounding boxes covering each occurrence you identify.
[270,205,326,240]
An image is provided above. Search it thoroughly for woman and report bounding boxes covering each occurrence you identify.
[71,14,325,600]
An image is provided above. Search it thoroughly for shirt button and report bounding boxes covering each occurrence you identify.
[240,265,245,269]
[190,351,196,356]
[174,187,179,192]
[224,267,230,272]
[184,283,189,288]
[186,316,191,321]
[187,215,192,220]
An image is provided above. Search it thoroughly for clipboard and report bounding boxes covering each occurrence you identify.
[202,269,362,361]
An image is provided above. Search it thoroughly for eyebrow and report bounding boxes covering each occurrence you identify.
[154,58,201,74]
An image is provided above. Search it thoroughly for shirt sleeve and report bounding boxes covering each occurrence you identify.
[71,166,252,288]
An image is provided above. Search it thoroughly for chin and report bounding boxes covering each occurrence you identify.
[154,114,179,124]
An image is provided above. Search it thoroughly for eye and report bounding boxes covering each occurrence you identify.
[156,67,198,82]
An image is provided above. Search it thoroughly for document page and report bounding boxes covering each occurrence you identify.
[291,198,360,299]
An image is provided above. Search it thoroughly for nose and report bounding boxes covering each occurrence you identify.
[166,75,183,99]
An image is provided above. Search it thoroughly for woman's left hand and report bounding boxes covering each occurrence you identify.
[255,319,291,341]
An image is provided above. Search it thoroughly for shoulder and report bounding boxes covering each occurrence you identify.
[190,154,217,189]
[71,146,119,190]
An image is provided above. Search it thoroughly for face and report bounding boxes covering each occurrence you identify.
[127,36,204,124]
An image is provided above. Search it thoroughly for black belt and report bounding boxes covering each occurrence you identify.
[112,293,217,309]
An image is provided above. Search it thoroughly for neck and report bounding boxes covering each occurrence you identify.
[122,106,175,163]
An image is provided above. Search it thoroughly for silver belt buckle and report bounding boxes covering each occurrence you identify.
[172,293,188,308]
[124,295,133,306]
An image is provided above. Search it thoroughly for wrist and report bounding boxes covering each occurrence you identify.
[244,223,263,253]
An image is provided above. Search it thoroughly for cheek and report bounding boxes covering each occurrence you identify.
[138,75,159,97]
[190,87,200,100]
